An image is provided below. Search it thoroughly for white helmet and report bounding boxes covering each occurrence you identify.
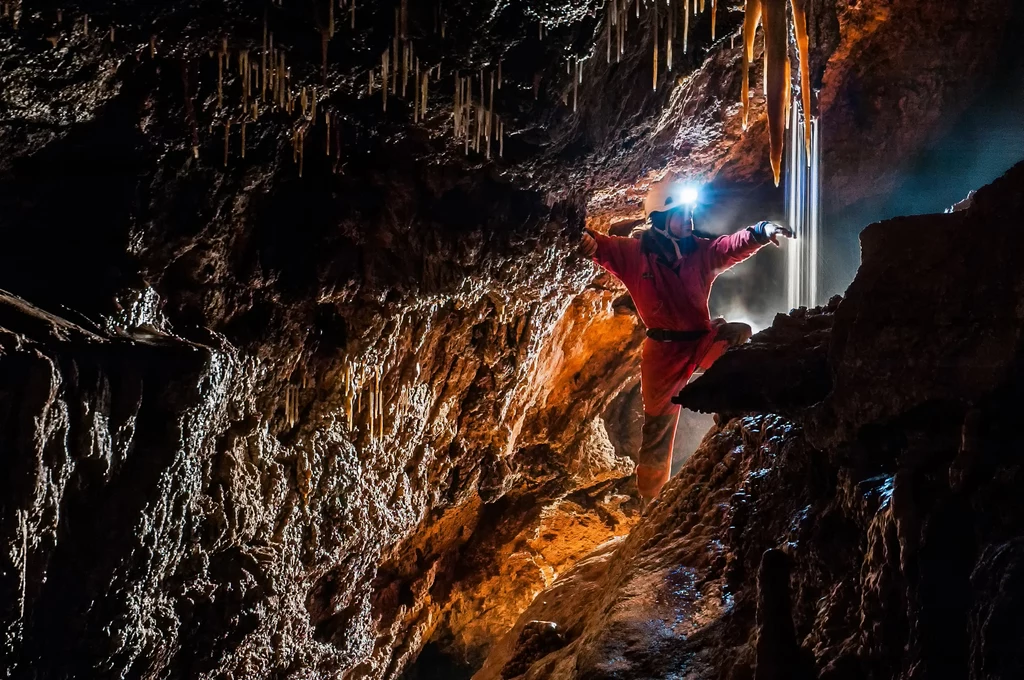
[643,177,700,217]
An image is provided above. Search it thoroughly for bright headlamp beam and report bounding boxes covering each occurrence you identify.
[678,185,700,206]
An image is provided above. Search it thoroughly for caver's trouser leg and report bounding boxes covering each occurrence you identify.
[635,338,701,501]
[635,322,750,501]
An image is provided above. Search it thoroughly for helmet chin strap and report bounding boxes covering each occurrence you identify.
[652,210,692,259]
[653,224,685,259]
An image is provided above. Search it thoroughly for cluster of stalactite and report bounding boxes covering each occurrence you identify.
[8,0,813,188]
[742,0,813,186]
[597,0,811,186]
[452,61,506,158]
[625,0,722,90]
[341,360,387,445]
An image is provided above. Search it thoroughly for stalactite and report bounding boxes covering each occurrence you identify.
[109,26,114,42]
[667,2,673,71]
[652,2,658,91]
[301,86,308,116]
[279,53,286,108]
[242,50,250,111]
[375,366,383,440]
[712,0,717,39]
[311,88,317,121]
[402,42,410,99]
[391,37,398,94]
[498,59,503,89]
[241,121,246,158]
[682,0,689,54]
[414,58,420,122]
[763,0,788,186]
[607,10,612,63]
[325,112,331,155]
[217,52,224,108]
[262,22,269,100]
[150,35,157,58]
[329,0,335,37]
[382,50,389,110]
[488,71,494,137]
[299,127,306,177]
[700,0,705,12]
[369,387,375,442]
[422,71,428,117]
[453,73,461,135]
[499,119,504,158]
[618,6,624,61]
[741,0,761,130]
[223,120,230,167]
[344,363,355,430]
[791,0,812,161]
[475,105,482,152]
[573,60,579,111]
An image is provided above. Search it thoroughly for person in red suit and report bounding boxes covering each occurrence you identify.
[581,178,793,502]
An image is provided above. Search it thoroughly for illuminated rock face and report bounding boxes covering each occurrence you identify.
[0,0,1017,678]
[478,162,1024,680]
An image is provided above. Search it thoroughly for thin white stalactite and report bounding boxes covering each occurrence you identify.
[684,0,689,53]
[652,2,658,91]
[667,2,673,71]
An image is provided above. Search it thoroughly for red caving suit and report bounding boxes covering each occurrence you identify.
[589,226,767,500]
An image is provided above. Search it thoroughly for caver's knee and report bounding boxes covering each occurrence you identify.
[715,321,753,347]
[638,412,678,465]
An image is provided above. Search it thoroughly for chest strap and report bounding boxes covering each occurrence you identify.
[646,328,708,342]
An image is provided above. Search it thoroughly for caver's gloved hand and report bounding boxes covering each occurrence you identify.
[579,230,598,258]
[748,220,795,246]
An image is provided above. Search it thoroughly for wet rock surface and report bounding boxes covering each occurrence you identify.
[477,162,1024,680]
[0,0,1018,678]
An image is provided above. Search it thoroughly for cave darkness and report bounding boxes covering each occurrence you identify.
[3,0,1024,679]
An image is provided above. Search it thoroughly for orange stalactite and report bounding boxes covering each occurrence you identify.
[762,0,788,186]
[791,0,812,161]
[741,0,761,131]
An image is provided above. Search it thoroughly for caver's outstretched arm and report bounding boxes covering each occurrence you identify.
[580,229,641,281]
[706,221,793,273]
